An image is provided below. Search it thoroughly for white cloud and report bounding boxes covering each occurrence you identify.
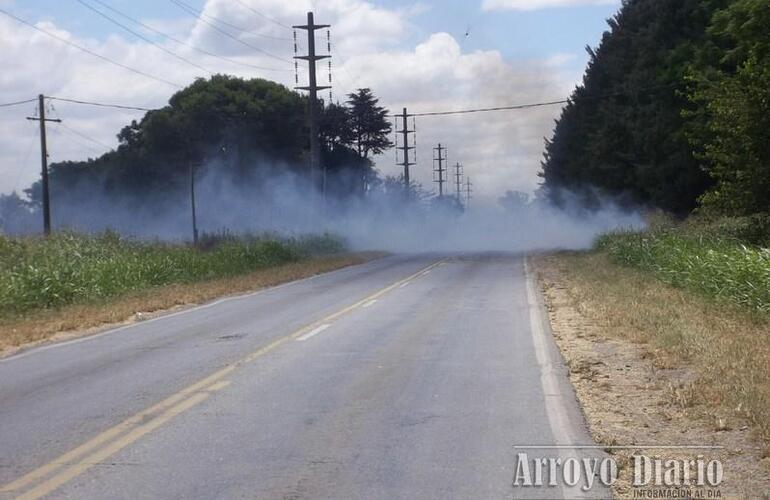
[482,0,617,11]
[0,0,582,204]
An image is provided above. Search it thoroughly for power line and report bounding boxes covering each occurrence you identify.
[329,43,358,98]
[76,0,214,76]
[169,0,294,64]
[169,0,290,65]
[86,0,292,73]
[411,99,569,117]
[47,97,113,151]
[404,83,684,118]
[47,98,141,157]
[173,0,290,41]
[0,98,38,108]
[11,122,39,193]
[0,8,182,89]
[48,97,156,112]
[56,122,114,150]
[231,0,293,30]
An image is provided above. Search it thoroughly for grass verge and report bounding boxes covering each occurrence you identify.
[536,251,770,496]
[0,229,382,356]
[0,252,381,356]
[597,216,770,313]
[0,232,346,316]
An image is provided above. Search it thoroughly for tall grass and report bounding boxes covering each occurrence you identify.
[596,228,770,313]
[0,232,346,315]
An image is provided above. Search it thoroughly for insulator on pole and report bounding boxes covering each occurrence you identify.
[394,123,399,163]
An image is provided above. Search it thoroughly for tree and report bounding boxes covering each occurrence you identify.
[540,0,727,214]
[0,192,37,234]
[499,191,530,213]
[27,75,309,205]
[17,76,399,235]
[688,0,770,214]
[346,88,393,159]
[319,102,354,150]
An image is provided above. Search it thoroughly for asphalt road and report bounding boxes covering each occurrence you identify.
[0,254,607,499]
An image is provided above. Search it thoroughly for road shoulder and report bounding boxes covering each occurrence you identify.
[533,253,770,498]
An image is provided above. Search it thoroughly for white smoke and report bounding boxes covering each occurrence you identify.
[20,155,644,253]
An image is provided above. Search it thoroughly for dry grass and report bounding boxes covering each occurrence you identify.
[0,253,381,357]
[536,253,770,497]
[547,251,770,444]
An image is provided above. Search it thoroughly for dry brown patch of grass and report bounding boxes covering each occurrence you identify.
[535,252,770,498]
[0,253,382,357]
[556,252,770,441]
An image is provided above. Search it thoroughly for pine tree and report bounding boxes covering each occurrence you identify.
[346,88,393,159]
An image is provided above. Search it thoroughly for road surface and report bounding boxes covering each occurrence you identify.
[0,254,606,499]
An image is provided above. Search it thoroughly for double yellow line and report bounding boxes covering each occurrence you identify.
[1,260,442,499]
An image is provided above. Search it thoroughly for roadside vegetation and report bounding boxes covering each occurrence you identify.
[0,231,345,316]
[596,215,770,313]
[537,251,770,495]
[544,248,770,442]
[537,211,770,495]
[541,0,769,219]
[533,0,770,491]
[586,215,770,437]
[0,231,381,355]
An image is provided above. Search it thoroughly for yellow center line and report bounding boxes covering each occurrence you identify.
[16,390,218,500]
[0,366,236,495]
[2,259,442,499]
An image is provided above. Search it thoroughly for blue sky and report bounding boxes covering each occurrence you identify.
[14,0,619,65]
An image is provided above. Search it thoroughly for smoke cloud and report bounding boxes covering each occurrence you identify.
[5,154,644,253]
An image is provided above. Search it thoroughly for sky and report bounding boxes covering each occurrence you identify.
[0,0,621,203]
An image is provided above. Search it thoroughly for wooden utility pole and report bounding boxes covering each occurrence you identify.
[26,94,61,236]
[189,161,199,245]
[397,108,415,199]
[293,12,330,194]
[433,143,447,198]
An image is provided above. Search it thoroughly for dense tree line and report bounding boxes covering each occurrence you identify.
[540,0,769,216]
[37,77,392,202]
[2,76,398,233]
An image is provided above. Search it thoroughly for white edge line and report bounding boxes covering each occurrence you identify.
[296,324,331,342]
[361,299,378,308]
[515,445,725,450]
[399,282,410,288]
[524,258,589,499]
[0,255,400,364]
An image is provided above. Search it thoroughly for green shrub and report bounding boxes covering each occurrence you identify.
[596,228,770,313]
[683,214,770,248]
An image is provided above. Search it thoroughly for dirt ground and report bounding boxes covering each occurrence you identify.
[534,255,770,499]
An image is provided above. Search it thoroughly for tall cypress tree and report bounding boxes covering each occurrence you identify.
[540,0,726,214]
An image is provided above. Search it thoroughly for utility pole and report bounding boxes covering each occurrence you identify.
[189,161,199,245]
[26,94,61,236]
[433,143,447,198]
[465,177,473,206]
[397,108,415,199]
[293,12,330,196]
[454,162,463,202]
